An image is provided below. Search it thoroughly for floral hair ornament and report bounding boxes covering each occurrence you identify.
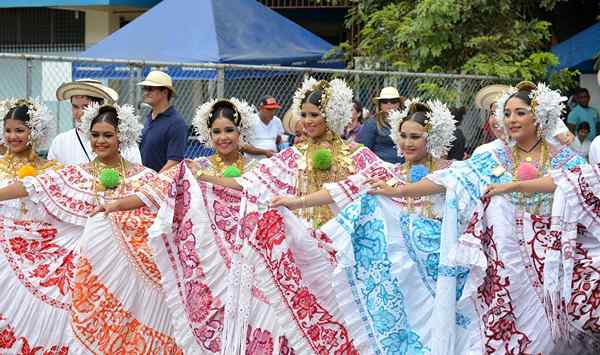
[494,81,566,142]
[80,102,143,150]
[192,98,257,148]
[389,98,457,159]
[0,97,54,147]
[291,76,353,137]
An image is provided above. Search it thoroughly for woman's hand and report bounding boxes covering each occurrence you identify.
[367,178,403,197]
[90,201,120,216]
[484,182,518,198]
[270,196,303,210]
[556,131,574,146]
[185,160,201,178]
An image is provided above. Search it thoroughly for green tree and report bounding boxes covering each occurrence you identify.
[346,0,579,93]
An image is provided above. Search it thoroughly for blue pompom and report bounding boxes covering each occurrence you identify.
[409,164,429,183]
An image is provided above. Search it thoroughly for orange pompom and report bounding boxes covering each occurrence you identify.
[16,165,37,179]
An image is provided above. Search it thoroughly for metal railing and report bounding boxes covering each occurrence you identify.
[0,52,507,155]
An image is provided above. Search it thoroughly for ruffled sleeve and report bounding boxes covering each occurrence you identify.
[22,165,97,226]
[427,151,509,228]
[324,147,398,210]
[135,161,182,212]
[235,147,299,205]
[551,164,600,232]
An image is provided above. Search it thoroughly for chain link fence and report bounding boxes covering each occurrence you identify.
[0,53,508,157]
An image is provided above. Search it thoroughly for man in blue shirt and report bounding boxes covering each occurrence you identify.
[567,87,600,141]
[138,71,188,172]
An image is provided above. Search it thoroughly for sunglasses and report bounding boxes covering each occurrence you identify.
[379,98,400,104]
[142,86,162,92]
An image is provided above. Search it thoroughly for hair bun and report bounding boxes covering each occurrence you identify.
[409,102,431,114]
[515,81,537,92]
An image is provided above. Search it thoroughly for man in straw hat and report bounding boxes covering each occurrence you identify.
[137,70,187,172]
[472,83,573,156]
[49,79,142,165]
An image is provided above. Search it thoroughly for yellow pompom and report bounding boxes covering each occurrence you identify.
[16,165,37,179]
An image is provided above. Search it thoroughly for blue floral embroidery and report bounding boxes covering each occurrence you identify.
[338,195,426,354]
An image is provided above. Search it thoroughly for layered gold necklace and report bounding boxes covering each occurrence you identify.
[208,153,246,176]
[399,156,436,218]
[295,131,355,228]
[510,139,551,215]
[0,150,40,180]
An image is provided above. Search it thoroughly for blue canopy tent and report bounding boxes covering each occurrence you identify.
[552,22,600,73]
[74,0,341,80]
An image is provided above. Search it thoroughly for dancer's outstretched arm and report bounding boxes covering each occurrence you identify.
[0,182,28,201]
[484,175,555,198]
[368,178,445,198]
[271,189,333,210]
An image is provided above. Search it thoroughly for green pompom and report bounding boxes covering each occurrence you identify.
[222,166,242,178]
[99,168,121,189]
[312,148,333,171]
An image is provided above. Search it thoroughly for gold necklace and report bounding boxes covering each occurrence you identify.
[209,153,245,176]
[296,131,355,228]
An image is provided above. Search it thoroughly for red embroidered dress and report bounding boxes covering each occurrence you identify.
[138,140,392,354]
[4,163,181,354]
[226,140,392,354]
[0,155,81,354]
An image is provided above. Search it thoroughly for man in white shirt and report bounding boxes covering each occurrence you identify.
[48,79,142,165]
[570,121,592,161]
[242,95,284,159]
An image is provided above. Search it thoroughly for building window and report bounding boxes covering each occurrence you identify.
[0,7,84,50]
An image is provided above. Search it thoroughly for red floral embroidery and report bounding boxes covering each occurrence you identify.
[1,219,75,306]
[247,210,357,354]
[278,335,296,355]
[569,241,600,334]
[255,210,286,250]
[161,166,225,352]
[292,288,318,319]
[0,318,68,354]
[0,327,16,348]
[185,280,213,323]
[245,326,274,355]
[464,208,533,354]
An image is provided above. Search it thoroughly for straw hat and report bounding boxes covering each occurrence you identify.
[137,70,175,94]
[282,108,302,135]
[56,79,119,103]
[474,84,512,110]
[373,86,401,103]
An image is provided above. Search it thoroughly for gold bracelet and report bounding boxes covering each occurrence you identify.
[196,170,204,179]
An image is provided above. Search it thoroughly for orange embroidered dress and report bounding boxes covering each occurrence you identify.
[10,162,180,354]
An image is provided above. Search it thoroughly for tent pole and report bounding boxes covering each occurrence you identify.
[217,67,225,98]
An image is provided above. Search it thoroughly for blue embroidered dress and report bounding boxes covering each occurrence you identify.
[318,161,478,355]
[427,142,587,354]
